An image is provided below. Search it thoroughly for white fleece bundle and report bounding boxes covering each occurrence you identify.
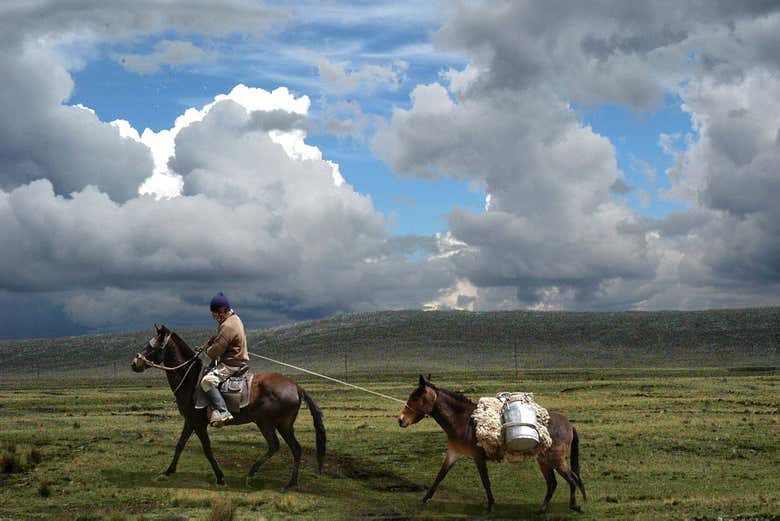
[472,392,552,463]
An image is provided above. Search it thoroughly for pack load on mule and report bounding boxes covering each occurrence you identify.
[399,376,586,514]
[471,392,553,463]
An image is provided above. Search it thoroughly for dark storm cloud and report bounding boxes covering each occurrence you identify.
[246,109,308,132]
[0,0,287,201]
[0,1,286,47]
[610,179,632,195]
[3,0,780,338]
[0,95,458,334]
[0,48,154,202]
[0,1,458,337]
[385,235,439,255]
[374,0,780,310]
[374,80,658,308]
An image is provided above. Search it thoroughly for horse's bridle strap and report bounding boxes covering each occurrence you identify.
[404,389,437,418]
[137,333,205,371]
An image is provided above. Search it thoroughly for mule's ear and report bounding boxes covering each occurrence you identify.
[418,374,426,387]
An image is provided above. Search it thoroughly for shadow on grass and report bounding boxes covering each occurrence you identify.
[102,446,423,491]
[102,446,558,519]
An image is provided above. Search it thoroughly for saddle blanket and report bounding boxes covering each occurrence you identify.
[194,365,254,414]
[471,392,552,463]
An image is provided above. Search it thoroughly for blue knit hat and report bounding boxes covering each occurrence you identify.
[210,292,230,312]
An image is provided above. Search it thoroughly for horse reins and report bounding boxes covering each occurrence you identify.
[136,333,207,395]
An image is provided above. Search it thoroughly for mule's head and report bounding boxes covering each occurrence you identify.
[398,374,437,427]
[131,324,170,373]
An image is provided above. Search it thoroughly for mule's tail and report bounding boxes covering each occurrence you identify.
[300,388,326,473]
[571,427,587,501]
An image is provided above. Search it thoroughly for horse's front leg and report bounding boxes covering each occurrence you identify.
[194,425,225,486]
[163,422,194,476]
[475,454,494,513]
[422,449,461,503]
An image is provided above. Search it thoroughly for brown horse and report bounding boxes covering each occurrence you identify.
[398,375,586,514]
[131,324,326,488]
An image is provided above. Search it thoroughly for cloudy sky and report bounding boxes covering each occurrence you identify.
[1,1,779,339]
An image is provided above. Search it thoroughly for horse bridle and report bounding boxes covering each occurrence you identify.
[136,332,206,395]
[405,387,438,419]
[136,332,176,370]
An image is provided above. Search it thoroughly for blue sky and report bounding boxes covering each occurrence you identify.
[2,1,779,338]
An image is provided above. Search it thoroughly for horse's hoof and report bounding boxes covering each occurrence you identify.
[283,482,298,492]
[215,480,227,488]
[570,505,582,513]
[154,473,169,482]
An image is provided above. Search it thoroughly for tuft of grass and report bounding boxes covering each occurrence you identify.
[1,442,41,474]
[209,495,235,521]
[37,480,52,498]
[272,495,312,514]
[172,489,214,508]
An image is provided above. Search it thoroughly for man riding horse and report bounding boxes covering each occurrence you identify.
[202,292,249,427]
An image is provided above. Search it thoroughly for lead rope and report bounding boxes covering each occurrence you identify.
[247,351,418,413]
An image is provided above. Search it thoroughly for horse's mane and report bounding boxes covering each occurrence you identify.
[429,383,474,406]
[167,329,196,358]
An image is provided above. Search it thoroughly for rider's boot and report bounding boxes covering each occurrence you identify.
[205,388,233,427]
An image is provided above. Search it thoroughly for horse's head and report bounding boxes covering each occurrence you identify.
[398,374,438,427]
[131,324,172,373]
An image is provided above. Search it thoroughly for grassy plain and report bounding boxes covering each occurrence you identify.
[1,368,777,520]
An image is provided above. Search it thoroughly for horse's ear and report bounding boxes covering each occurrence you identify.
[427,373,432,382]
[154,323,160,332]
[418,374,426,387]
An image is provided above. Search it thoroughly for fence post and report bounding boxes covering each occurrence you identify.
[514,344,518,380]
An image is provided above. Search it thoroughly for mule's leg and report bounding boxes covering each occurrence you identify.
[194,425,225,486]
[538,462,557,514]
[247,421,280,480]
[422,449,461,503]
[556,463,582,512]
[278,426,302,490]
[164,422,194,476]
[474,455,495,514]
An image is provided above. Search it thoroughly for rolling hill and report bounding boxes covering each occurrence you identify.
[0,308,777,377]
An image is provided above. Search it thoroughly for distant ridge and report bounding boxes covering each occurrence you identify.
[1,308,777,376]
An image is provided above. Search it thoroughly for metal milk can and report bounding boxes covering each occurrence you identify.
[501,395,540,453]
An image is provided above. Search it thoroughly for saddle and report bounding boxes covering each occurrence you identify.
[194,364,254,414]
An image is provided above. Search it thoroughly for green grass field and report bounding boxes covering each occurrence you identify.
[1,368,778,520]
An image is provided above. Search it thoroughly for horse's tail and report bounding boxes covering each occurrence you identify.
[299,388,326,473]
[571,427,587,501]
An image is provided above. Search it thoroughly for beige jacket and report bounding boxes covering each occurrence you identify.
[206,312,249,367]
